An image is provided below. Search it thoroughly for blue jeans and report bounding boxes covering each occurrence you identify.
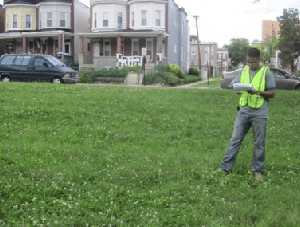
[220,111,267,173]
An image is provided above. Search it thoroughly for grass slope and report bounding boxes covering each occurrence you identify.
[0,83,299,226]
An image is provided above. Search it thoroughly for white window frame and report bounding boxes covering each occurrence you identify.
[103,39,110,56]
[132,39,139,56]
[25,14,32,29]
[146,38,153,60]
[94,12,97,28]
[103,12,108,27]
[60,12,66,27]
[47,12,52,27]
[117,12,122,28]
[142,11,147,26]
[174,43,177,53]
[156,10,161,27]
[64,42,71,55]
[191,47,195,55]
[131,11,134,27]
[13,15,18,28]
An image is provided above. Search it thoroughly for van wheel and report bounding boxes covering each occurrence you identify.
[1,75,10,83]
[52,77,63,84]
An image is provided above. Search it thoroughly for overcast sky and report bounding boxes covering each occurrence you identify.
[1,0,300,47]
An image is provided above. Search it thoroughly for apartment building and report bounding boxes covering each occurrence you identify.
[189,36,218,78]
[0,0,89,64]
[262,20,280,42]
[78,0,189,72]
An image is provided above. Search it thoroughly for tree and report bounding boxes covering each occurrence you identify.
[253,35,279,65]
[224,38,250,66]
[277,8,300,73]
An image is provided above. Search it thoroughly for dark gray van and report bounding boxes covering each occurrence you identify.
[0,54,79,83]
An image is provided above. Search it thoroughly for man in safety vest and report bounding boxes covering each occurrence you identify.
[219,47,276,181]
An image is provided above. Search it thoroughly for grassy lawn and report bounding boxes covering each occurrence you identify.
[191,76,222,88]
[0,83,300,226]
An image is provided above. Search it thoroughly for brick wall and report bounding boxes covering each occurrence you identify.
[262,20,280,41]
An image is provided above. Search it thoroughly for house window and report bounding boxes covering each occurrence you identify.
[64,43,70,55]
[40,13,42,28]
[218,54,221,59]
[175,18,178,27]
[131,12,134,27]
[47,12,52,27]
[13,15,17,28]
[191,47,195,55]
[26,15,31,28]
[146,39,153,59]
[132,40,139,55]
[60,12,66,27]
[156,10,161,26]
[174,43,177,53]
[103,12,108,27]
[142,11,146,26]
[104,40,110,56]
[117,12,122,28]
[94,12,97,28]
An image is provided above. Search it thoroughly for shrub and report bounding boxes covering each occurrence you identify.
[167,64,181,75]
[95,78,125,83]
[79,70,95,83]
[189,67,200,76]
[154,64,167,72]
[295,71,300,77]
[184,75,202,83]
[123,65,142,73]
[177,71,185,79]
[158,72,179,86]
[93,67,128,78]
[142,70,166,85]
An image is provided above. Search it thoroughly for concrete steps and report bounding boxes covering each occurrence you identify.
[125,74,143,85]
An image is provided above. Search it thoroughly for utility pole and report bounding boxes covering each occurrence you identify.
[193,15,201,70]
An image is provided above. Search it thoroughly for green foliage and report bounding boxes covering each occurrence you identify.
[154,63,167,72]
[158,72,180,86]
[0,83,300,226]
[79,70,95,83]
[253,35,279,65]
[188,67,200,76]
[93,67,128,78]
[224,38,250,66]
[294,71,300,77]
[167,64,181,74]
[142,70,167,85]
[122,65,142,73]
[184,75,202,83]
[277,8,300,72]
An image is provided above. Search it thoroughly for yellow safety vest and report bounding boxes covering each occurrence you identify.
[239,66,269,109]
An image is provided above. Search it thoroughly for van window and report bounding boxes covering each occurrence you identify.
[34,58,46,67]
[13,56,32,66]
[0,55,16,65]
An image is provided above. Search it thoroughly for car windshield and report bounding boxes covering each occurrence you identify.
[44,56,65,67]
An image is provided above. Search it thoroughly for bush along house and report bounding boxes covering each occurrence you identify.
[0,0,90,66]
[78,0,189,73]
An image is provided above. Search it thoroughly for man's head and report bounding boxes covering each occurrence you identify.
[247,48,261,71]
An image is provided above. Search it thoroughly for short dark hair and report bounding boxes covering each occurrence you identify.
[247,48,260,58]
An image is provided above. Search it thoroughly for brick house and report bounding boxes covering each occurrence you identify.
[217,48,230,72]
[0,0,89,64]
[0,4,5,55]
[78,0,189,72]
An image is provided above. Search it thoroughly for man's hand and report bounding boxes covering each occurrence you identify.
[248,89,276,98]
[247,90,259,95]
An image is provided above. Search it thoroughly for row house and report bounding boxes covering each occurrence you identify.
[189,36,218,78]
[78,0,189,72]
[217,48,230,71]
[0,0,89,64]
[0,5,5,55]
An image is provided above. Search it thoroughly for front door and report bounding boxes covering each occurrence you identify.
[93,42,100,57]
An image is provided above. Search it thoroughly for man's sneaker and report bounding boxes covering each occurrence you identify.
[255,172,263,181]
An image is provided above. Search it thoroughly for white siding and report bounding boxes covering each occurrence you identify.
[39,4,71,29]
[129,2,166,30]
[92,3,126,31]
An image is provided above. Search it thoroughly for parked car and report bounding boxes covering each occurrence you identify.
[0,54,79,83]
[221,67,300,90]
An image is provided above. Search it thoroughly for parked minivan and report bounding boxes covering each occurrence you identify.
[0,54,79,83]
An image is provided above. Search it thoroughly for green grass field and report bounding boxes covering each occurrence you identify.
[0,83,299,226]
[191,76,222,88]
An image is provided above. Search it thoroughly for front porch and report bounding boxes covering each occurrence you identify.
[78,30,168,70]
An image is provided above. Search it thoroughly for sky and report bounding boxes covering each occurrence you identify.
[1,0,300,47]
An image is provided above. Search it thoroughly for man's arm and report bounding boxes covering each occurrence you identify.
[248,88,276,98]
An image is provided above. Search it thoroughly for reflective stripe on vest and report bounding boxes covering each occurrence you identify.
[239,66,269,109]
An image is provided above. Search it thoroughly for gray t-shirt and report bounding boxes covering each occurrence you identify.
[235,68,276,118]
